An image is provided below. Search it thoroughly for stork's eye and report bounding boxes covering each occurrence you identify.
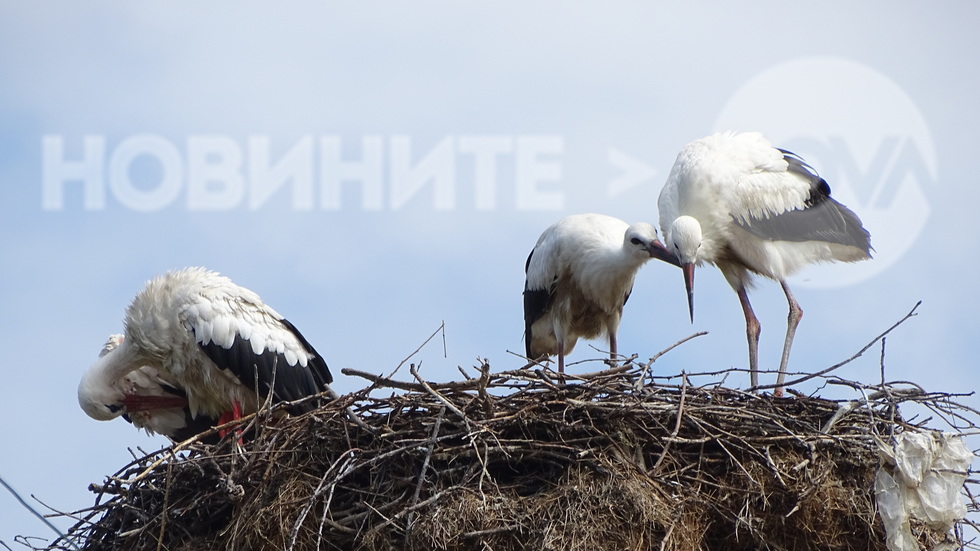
[630,237,642,245]
[106,404,122,413]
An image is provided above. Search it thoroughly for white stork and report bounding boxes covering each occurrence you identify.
[523,213,679,374]
[80,334,220,441]
[658,132,873,395]
[78,267,335,434]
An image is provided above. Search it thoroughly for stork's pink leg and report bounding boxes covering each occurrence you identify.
[608,331,618,363]
[775,280,803,397]
[217,399,243,440]
[557,339,565,376]
[218,412,233,435]
[736,286,761,389]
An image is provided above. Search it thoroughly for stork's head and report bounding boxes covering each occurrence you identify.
[667,216,703,322]
[624,222,680,266]
[78,368,126,421]
[77,335,128,421]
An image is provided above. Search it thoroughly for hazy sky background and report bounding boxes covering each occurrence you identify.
[2,2,978,545]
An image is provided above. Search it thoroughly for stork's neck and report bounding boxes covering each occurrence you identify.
[95,337,142,383]
[574,243,646,281]
[570,244,647,310]
[78,336,148,421]
[613,243,652,271]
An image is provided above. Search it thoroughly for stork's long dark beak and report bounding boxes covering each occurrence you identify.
[682,262,695,323]
[646,240,681,267]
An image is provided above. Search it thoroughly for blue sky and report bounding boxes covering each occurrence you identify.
[2,2,978,545]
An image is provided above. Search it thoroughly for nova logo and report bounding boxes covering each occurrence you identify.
[715,56,936,287]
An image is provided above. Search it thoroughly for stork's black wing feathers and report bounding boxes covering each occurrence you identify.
[280,318,334,387]
[735,149,873,253]
[623,285,634,308]
[523,248,555,359]
[158,380,234,442]
[523,287,552,358]
[170,410,222,444]
[197,320,332,415]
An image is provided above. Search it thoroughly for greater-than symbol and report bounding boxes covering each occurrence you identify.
[607,147,657,197]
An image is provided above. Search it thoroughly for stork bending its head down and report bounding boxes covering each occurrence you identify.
[78,267,336,438]
[657,132,873,395]
[77,334,219,441]
[523,213,679,375]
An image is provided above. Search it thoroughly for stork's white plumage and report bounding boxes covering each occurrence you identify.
[78,268,335,435]
[658,132,873,395]
[523,213,679,374]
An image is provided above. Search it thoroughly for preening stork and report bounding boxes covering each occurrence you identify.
[82,334,220,441]
[523,213,679,374]
[658,132,872,395]
[78,267,336,435]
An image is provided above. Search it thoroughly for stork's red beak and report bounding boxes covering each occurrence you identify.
[682,262,695,323]
[647,240,681,267]
[122,394,188,412]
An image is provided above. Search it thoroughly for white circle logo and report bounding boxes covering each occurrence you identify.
[715,56,936,288]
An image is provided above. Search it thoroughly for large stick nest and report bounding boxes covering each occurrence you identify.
[39,346,980,551]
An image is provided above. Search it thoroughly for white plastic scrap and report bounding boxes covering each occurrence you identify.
[874,431,974,551]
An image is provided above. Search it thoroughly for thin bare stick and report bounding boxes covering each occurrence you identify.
[287,450,359,551]
[441,320,448,358]
[343,367,482,392]
[154,460,173,551]
[105,412,261,487]
[652,371,688,473]
[0,476,75,549]
[410,363,473,428]
[751,301,921,393]
[387,322,447,380]
[404,406,446,547]
[636,331,708,390]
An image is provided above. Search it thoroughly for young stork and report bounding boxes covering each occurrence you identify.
[82,334,220,441]
[78,267,336,434]
[658,132,873,395]
[523,213,679,375]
